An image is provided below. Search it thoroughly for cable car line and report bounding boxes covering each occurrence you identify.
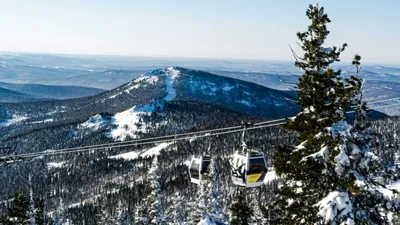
[0,101,399,161]
[8,117,289,158]
[1,122,286,160]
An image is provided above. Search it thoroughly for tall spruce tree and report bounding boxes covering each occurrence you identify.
[204,157,226,224]
[0,192,30,225]
[271,4,399,224]
[143,156,166,225]
[230,190,252,225]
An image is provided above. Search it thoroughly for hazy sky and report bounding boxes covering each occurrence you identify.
[0,0,399,64]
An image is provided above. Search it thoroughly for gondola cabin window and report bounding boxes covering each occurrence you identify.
[248,158,266,174]
[190,159,200,180]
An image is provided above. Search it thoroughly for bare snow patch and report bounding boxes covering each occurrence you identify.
[135,74,160,84]
[110,151,140,160]
[379,180,400,199]
[235,99,255,107]
[140,142,173,158]
[222,84,235,91]
[47,161,66,169]
[80,114,109,131]
[30,119,54,124]
[110,105,155,141]
[264,168,279,184]
[0,115,28,126]
[110,142,173,160]
[164,67,180,101]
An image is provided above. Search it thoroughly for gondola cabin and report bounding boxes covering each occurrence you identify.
[231,151,267,188]
[189,155,211,184]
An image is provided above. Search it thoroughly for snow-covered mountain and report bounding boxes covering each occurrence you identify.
[0,67,298,128]
[0,67,298,152]
[105,67,298,118]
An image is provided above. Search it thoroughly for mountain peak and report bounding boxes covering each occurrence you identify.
[141,66,181,77]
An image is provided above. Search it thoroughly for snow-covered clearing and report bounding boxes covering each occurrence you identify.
[110,142,173,160]
[110,105,154,141]
[79,104,157,140]
[135,73,160,84]
[30,119,54,124]
[0,115,28,126]
[164,67,180,101]
[80,114,109,131]
[47,161,66,169]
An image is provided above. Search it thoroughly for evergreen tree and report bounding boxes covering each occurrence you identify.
[34,198,47,225]
[271,4,399,224]
[170,192,189,225]
[52,214,60,225]
[115,200,127,225]
[204,157,226,224]
[0,192,30,225]
[188,179,207,224]
[142,156,165,225]
[229,191,252,225]
[28,175,36,225]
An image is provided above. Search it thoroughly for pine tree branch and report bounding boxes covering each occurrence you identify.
[276,73,298,86]
[289,45,305,62]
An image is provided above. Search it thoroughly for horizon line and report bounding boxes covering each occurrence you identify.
[0,50,399,67]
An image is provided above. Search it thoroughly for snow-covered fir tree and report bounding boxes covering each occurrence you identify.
[203,157,227,224]
[271,4,400,224]
[28,174,36,225]
[115,200,127,225]
[188,181,207,224]
[169,192,190,225]
[140,156,166,225]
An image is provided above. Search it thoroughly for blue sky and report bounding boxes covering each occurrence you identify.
[0,0,399,64]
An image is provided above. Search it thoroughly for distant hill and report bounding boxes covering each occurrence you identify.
[0,87,38,102]
[0,82,105,101]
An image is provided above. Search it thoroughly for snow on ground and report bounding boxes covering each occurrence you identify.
[30,119,54,124]
[380,180,400,199]
[235,99,255,107]
[0,115,28,126]
[80,114,109,131]
[264,168,279,184]
[222,84,235,91]
[140,142,173,158]
[79,104,156,140]
[110,105,153,141]
[164,67,180,101]
[109,67,179,100]
[110,151,140,160]
[197,218,217,225]
[47,161,66,169]
[135,74,160,84]
[110,142,173,160]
